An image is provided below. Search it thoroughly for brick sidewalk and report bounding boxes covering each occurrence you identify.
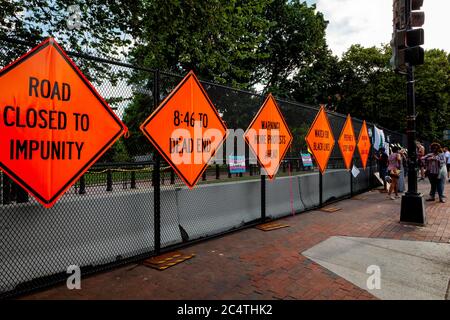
[22,180,450,300]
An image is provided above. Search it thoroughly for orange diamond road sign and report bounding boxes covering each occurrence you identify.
[357,120,371,169]
[244,94,292,179]
[338,114,356,170]
[0,38,127,208]
[140,71,227,188]
[305,106,335,174]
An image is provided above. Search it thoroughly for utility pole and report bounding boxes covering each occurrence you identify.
[391,0,426,224]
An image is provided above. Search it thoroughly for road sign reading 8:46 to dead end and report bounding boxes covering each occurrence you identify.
[140,71,227,189]
[0,38,127,208]
[244,94,293,179]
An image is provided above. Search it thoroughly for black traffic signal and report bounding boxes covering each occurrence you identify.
[391,0,425,71]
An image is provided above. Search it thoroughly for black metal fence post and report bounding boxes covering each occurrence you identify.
[106,170,113,192]
[153,69,161,255]
[319,171,323,207]
[79,175,86,194]
[350,161,353,198]
[130,171,136,189]
[2,174,11,205]
[261,172,266,222]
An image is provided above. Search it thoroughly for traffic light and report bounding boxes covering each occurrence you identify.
[391,0,425,72]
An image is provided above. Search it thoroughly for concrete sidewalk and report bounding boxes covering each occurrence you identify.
[22,180,450,300]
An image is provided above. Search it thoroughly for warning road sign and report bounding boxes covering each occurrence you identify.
[244,94,292,179]
[357,120,371,169]
[305,106,335,174]
[140,71,227,188]
[0,38,127,208]
[338,114,356,170]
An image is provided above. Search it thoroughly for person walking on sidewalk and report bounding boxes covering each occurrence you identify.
[422,142,446,203]
[375,147,389,192]
[387,146,402,200]
[417,141,426,181]
[444,147,450,182]
[398,146,407,193]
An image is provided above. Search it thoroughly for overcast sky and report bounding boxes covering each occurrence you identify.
[308,0,449,57]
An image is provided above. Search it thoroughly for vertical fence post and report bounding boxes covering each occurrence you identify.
[350,160,353,198]
[79,175,86,194]
[170,169,175,184]
[261,172,266,222]
[2,174,11,205]
[106,170,113,191]
[130,171,136,189]
[319,171,323,207]
[153,69,161,255]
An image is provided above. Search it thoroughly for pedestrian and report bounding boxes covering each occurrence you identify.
[444,147,450,182]
[416,141,426,181]
[398,146,407,193]
[374,147,389,192]
[387,146,402,200]
[422,142,446,203]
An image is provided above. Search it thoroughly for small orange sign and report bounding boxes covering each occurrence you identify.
[338,115,356,170]
[140,71,227,188]
[357,120,371,169]
[244,94,292,179]
[0,38,127,208]
[305,106,335,174]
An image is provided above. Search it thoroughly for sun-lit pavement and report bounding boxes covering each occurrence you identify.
[22,179,450,300]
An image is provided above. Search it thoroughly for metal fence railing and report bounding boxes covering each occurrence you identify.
[0,36,408,299]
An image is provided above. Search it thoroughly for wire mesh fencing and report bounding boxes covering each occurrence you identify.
[0,37,406,299]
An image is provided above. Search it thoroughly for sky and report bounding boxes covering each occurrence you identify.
[307,0,449,57]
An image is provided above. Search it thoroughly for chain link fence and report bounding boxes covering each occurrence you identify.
[0,37,408,299]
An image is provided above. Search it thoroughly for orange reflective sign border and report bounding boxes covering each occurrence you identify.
[244,94,293,179]
[357,120,371,169]
[0,38,127,207]
[338,114,356,170]
[140,71,227,188]
[305,106,335,174]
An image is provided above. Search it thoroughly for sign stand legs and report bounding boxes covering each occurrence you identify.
[261,173,266,222]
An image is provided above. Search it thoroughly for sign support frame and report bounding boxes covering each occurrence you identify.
[153,69,161,255]
[261,173,266,222]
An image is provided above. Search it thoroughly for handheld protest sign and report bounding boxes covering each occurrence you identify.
[244,94,293,179]
[305,106,335,174]
[140,71,227,189]
[0,38,127,208]
[357,120,371,169]
[338,114,356,170]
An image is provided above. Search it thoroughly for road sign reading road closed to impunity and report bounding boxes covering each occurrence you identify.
[140,71,227,188]
[0,38,127,207]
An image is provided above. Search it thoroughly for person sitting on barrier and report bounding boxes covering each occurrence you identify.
[387,146,402,200]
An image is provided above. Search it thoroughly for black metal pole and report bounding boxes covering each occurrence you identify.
[261,173,266,222]
[400,65,426,224]
[79,175,86,194]
[350,161,353,198]
[319,171,323,206]
[153,69,161,255]
[2,174,11,205]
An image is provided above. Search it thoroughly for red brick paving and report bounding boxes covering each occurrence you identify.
[22,180,450,300]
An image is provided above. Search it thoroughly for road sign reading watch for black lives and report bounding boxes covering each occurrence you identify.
[140,71,227,188]
[0,38,127,208]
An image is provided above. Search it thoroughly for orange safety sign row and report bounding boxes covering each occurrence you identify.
[0,38,372,208]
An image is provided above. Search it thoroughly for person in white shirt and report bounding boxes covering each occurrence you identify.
[445,147,450,182]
